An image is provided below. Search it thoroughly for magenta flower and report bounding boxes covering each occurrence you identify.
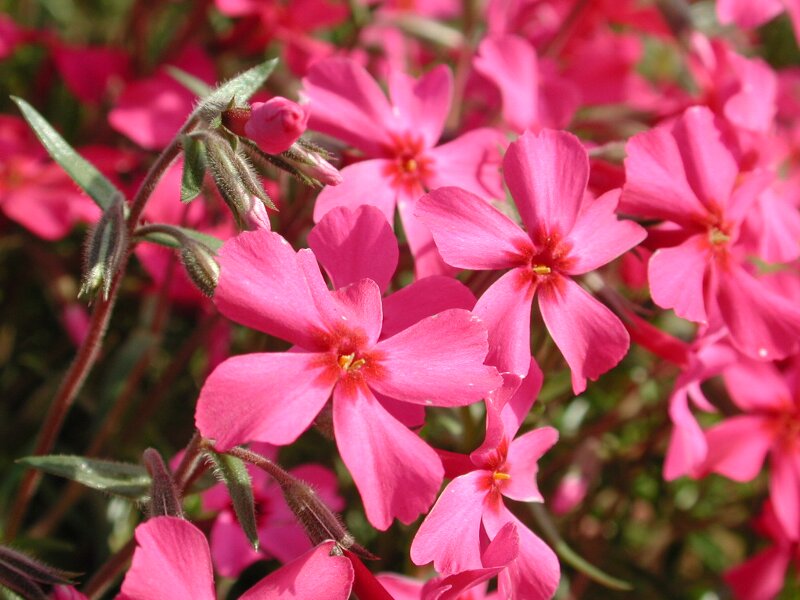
[302,58,505,277]
[621,105,800,360]
[410,384,560,600]
[416,129,645,392]
[195,227,501,529]
[118,516,354,600]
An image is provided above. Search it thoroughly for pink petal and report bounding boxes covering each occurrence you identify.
[327,278,385,348]
[747,186,800,263]
[410,471,488,574]
[702,416,772,481]
[421,524,518,600]
[717,0,783,29]
[648,235,710,323]
[499,360,542,437]
[504,427,559,502]
[724,545,790,600]
[482,507,560,600]
[118,517,215,600]
[371,309,501,406]
[503,129,589,238]
[415,187,530,270]
[563,189,646,275]
[381,275,476,339]
[769,451,800,540]
[240,541,354,600]
[473,34,539,132]
[388,65,452,148]
[377,393,426,429]
[53,44,130,104]
[375,574,423,600]
[333,385,443,529]
[210,510,262,577]
[716,261,800,360]
[724,360,793,412]
[397,188,454,278]
[664,388,708,480]
[539,276,630,394]
[671,106,738,212]
[308,205,399,293]
[620,124,709,226]
[723,54,777,133]
[303,58,396,156]
[426,128,507,200]
[473,269,535,377]
[196,351,336,450]
[312,159,397,225]
[214,231,329,349]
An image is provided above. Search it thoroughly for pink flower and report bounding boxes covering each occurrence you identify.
[416,129,645,392]
[303,58,505,277]
[621,105,800,360]
[410,378,560,600]
[51,42,130,105]
[195,228,501,529]
[118,516,354,600]
[245,97,310,154]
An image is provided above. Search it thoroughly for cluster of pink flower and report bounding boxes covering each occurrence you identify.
[3,0,800,598]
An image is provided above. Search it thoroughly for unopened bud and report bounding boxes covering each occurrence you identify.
[79,198,127,301]
[205,132,276,230]
[245,97,309,154]
[142,448,184,518]
[180,239,220,298]
[283,141,343,187]
[0,545,76,600]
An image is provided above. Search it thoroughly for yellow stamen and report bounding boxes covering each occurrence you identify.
[493,472,511,481]
[709,228,730,245]
[338,353,355,370]
[404,158,418,173]
[350,358,366,371]
[532,265,552,275]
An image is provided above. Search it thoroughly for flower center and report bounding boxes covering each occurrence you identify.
[337,352,366,372]
[383,132,433,192]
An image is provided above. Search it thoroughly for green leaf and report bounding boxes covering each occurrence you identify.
[207,450,259,550]
[136,225,223,252]
[10,97,126,211]
[18,456,151,501]
[181,135,207,203]
[194,58,279,117]
[166,66,213,98]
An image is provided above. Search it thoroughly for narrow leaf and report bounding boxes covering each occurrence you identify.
[11,97,125,211]
[18,455,151,501]
[181,135,206,203]
[195,58,278,118]
[136,225,223,252]
[166,66,213,98]
[207,450,260,550]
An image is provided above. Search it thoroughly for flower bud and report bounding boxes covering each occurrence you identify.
[180,239,220,298]
[205,132,276,230]
[245,97,309,154]
[142,448,184,519]
[0,545,76,600]
[284,141,343,187]
[79,198,127,301]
